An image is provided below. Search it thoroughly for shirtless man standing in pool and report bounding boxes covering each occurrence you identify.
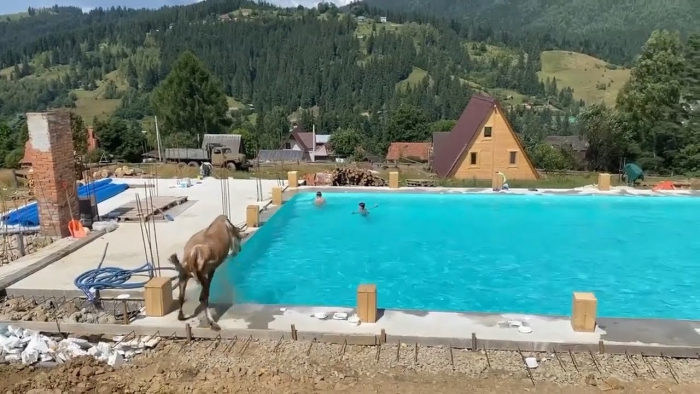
[352,202,377,216]
[314,191,326,206]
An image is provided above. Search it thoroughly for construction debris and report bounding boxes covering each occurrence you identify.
[331,168,387,187]
[0,325,159,366]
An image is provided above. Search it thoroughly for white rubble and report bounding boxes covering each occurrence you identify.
[0,324,159,366]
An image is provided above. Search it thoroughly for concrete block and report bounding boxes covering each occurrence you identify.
[272,187,283,205]
[572,292,597,332]
[598,173,611,191]
[357,284,377,323]
[144,277,173,317]
[288,171,299,188]
[246,205,260,228]
[389,172,399,189]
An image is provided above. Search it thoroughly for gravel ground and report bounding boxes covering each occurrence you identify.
[3,337,700,393]
[0,297,141,323]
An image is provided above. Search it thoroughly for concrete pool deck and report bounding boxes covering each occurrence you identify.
[5,181,700,357]
[4,177,283,298]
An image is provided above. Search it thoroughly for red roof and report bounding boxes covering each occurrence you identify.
[432,95,496,177]
[289,126,312,151]
[386,142,431,161]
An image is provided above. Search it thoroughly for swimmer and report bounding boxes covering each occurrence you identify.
[314,191,326,206]
[352,202,377,216]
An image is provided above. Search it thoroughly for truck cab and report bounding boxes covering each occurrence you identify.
[209,145,247,170]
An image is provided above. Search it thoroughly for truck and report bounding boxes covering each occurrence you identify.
[163,134,248,170]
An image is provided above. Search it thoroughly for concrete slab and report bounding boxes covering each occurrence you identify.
[6,177,283,298]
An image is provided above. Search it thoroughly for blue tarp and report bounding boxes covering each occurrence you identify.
[2,178,129,226]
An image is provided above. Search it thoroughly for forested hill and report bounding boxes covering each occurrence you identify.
[0,0,583,137]
[0,0,697,177]
[364,0,700,65]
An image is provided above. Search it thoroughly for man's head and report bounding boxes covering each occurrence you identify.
[359,202,366,209]
[316,192,322,197]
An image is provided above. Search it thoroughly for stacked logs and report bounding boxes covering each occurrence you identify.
[331,167,387,187]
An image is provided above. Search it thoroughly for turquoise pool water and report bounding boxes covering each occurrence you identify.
[211,192,700,319]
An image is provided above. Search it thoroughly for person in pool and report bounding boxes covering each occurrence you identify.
[314,191,326,206]
[352,202,377,216]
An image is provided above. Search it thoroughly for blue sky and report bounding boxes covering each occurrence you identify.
[0,1,352,15]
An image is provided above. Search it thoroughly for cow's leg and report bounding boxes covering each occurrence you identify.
[177,272,189,321]
[204,269,220,331]
[195,270,219,330]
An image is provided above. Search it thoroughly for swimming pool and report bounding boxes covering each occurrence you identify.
[211,191,700,320]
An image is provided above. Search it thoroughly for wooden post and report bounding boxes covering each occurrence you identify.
[288,171,299,189]
[492,172,504,191]
[597,173,611,191]
[246,205,260,228]
[144,277,173,317]
[357,284,377,323]
[389,172,399,189]
[272,187,283,205]
[9,169,18,189]
[14,234,26,257]
[571,292,597,332]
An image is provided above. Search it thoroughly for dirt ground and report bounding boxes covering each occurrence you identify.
[3,339,700,394]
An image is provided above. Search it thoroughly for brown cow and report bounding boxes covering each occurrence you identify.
[169,215,242,330]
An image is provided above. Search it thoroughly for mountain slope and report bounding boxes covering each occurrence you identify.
[364,0,699,65]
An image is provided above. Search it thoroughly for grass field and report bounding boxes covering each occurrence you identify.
[226,97,245,110]
[71,71,127,124]
[396,66,430,91]
[538,50,631,107]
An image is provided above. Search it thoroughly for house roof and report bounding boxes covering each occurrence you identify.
[257,149,305,162]
[315,134,331,144]
[289,127,331,151]
[543,135,588,152]
[386,142,432,161]
[433,95,496,177]
[314,145,330,156]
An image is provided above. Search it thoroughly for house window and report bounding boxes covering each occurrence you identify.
[509,151,517,165]
[470,152,478,165]
[484,126,492,138]
[284,142,292,149]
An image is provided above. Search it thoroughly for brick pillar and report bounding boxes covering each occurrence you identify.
[27,112,78,238]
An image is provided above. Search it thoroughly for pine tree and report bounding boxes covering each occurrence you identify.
[152,51,231,143]
[616,30,685,169]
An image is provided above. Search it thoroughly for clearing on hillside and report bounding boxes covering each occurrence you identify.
[70,71,128,124]
[538,50,630,107]
[396,66,429,91]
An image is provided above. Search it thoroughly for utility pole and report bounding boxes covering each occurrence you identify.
[154,116,163,162]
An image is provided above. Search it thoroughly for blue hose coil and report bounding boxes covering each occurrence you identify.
[74,262,175,301]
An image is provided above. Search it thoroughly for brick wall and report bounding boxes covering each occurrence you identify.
[26,112,78,238]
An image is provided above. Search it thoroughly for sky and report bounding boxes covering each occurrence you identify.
[0,1,353,15]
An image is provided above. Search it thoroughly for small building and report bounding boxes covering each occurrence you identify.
[543,135,589,162]
[357,16,366,22]
[19,141,35,169]
[379,16,387,23]
[283,126,334,162]
[386,142,431,163]
[432,95,538,180]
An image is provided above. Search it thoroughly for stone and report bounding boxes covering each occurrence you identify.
[79,366,95,377]
[585,373,597,386]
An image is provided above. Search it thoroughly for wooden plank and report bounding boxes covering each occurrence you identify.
[113,196,188,222]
